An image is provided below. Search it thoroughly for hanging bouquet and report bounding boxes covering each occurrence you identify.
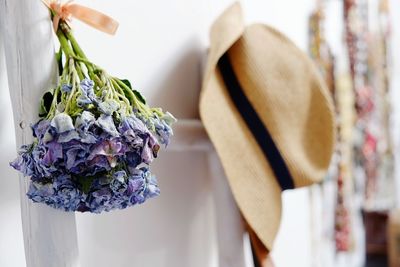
[10,2,176,213]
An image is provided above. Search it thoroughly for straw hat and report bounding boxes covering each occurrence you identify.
[199,2,335,256]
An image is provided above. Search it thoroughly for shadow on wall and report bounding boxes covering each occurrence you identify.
[146,37,205,120]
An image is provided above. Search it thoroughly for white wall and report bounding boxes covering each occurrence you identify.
[0,1,399,266]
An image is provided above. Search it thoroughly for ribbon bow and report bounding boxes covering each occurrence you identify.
[42,0,119,35]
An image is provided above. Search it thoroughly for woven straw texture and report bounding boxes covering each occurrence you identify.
[200,3,335,250]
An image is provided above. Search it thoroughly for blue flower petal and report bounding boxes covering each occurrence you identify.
[51,113,74,133]
[96,114,119,136]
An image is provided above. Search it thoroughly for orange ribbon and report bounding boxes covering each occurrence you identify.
[42,0,119,35]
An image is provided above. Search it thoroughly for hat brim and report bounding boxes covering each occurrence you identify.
[200,3,282,250]
[201,68,283,249]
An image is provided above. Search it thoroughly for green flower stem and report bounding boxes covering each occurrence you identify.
[91,74,103,88]
[113,85,127,102]
[70,54,103,88]
[61,23,95,75]
[46,86,60,119]
[56,46,63,74]
[59,21,100,88]
[64,60,80,113]
[54,20,164,122]
[72,55,99,69]
[57,29,74,59]
[110,79,133,113]
[74,62,84,80]
[46,57,73,119]
[72,55,101,83]
[56,27,86,81]
[61,59,69,80]
[113,78,151,116]
[105,79,114,99]
[60,23,85,58]
[151,108,164,117]
[112,78,135,104]
[117,80,147,115]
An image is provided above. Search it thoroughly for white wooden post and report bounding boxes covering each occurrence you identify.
[169,119,249,267]
[193,44,249,266]
[0,0,80,266]
[208,151,249,267]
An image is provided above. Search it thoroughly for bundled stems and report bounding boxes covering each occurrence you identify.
[47,18,176,146]
[10,13,176,213]
[53,20,159,122]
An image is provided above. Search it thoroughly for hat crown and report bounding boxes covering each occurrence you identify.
[228,24,336,187]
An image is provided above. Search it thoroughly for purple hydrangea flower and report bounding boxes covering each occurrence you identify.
[52,175,84,211]
[31,144,55,178]
[75,111,97,144]
[96,114,119,137]
[27,182,54,203]
[61,84,72,93]
[51,113,75,133]
[136,112,176,146]
[89,187,113,213]
[10,144,35,177]
[98,100,120,116]
[65,141,90,172]
[88,138,125,168]
[32,120,51,139]
[41,141,63,166]
[119,115,160,164]
[80,78,95,95]
[10,24,176,213]
[141,134,159,164]
[11,106,164,213]
[128,167,160,204]
[77,79,97,107]
[110,170,128,195]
